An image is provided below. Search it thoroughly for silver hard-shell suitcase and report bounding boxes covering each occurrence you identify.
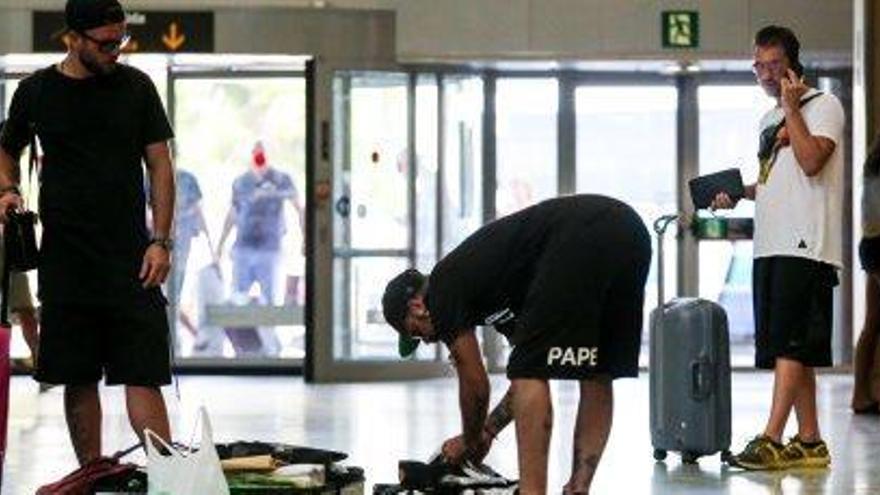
[648,215,732,464]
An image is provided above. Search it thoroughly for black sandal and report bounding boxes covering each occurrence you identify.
[853,402,880,415]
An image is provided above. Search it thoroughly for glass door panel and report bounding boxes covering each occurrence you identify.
[415,75,439,272]
[172,76,307,361]
[698,85,774,366]
[335,73,409,252]
[441,76,484,253]
[496,78,558,217]
[575,85,678,358]
[331,71,441,363]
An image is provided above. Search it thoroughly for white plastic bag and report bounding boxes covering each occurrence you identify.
[145,406,230,495]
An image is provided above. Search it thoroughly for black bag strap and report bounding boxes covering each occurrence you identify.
[771,91,825,137]
[758,91,825,162]
[780,91,824,128]
[799,91,824,107]
[110,442,145,461]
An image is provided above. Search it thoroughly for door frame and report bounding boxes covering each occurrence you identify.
[167,66,308,371]
[307,59,450,382]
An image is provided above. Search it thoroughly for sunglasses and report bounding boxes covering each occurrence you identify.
[76,31,131,54]
[751,60,786,75]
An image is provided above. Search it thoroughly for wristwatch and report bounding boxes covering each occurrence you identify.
[150,237,174,252]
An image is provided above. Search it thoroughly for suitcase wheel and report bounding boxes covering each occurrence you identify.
[721,450,733,464]
[681,452,699,464]
[653,449,667,461]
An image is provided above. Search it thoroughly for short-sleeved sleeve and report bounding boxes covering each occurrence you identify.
[140,76,174,147]
[178,171,202,206]
[279,171,298,201]
[190,173,203,201]
[231,177,245,211]
[805,94,845,147]
[0,80,35,159]
[426,272,476,347]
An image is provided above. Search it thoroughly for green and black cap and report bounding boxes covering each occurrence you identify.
[381,268,426,357]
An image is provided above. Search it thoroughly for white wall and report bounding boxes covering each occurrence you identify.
[0,0,854,64]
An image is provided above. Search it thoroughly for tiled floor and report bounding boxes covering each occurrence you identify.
[2,372,879,494]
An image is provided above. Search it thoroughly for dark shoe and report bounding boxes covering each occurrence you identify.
[38,382,58,394]
[11,356,34,374]
[780,436,831,469]
[731,435,786,471]
[852,402,880,415]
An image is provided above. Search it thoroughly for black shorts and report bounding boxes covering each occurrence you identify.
[35,298,172,386]
[753,256,838,369]
[506,206,652,380]
[860,235,880,273]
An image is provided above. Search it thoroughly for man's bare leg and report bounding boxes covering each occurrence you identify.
[18,309,39,363]
[853,275,880,410]
[126,386,171,449]
[764,357,804,442]
[564,376,613,495]
[64,383,102,465]
[512,378,552,495]
[793,366,820,442]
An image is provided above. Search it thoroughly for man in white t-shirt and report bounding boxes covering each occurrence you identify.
[713,25,844,471]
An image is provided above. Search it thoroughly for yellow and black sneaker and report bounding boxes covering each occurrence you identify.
[730,435,786,470]
[781,436,831,469]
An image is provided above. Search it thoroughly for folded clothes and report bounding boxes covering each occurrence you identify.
[221,454,280,472]
[272,463,325,487]
[215,441,348,465]
[375,454,517,494]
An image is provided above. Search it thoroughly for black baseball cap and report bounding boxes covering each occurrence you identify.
[65,0,126,32]
[382,268,426,357]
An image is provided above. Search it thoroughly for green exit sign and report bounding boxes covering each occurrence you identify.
[662,11,699,48]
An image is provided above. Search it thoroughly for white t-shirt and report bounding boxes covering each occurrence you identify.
[753,89,845,267]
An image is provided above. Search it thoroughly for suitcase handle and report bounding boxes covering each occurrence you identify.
[653,214,678,306]
[690,358,713,400]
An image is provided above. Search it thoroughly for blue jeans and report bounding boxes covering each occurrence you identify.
[232,247,281,304]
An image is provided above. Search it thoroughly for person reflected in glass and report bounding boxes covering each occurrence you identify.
[170,169,211,334]
[147,168,211,344]
[217,141,303,307]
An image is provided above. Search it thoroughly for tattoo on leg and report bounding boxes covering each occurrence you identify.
[567,446,600,494]
[577,453,600,473]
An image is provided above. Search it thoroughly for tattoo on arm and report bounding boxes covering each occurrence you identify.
[485,388,514,437]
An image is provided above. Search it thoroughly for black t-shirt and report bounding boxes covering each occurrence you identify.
[426,194,638,346]
[0,65,174,304]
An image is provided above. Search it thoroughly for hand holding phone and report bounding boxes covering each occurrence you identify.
[780,68,807,112]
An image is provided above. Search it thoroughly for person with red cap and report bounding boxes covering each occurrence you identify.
[216,141,304,324]
[0,0,175,465]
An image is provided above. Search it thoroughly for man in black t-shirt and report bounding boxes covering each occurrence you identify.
[0,0,175,466]
[382,194,652,494]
